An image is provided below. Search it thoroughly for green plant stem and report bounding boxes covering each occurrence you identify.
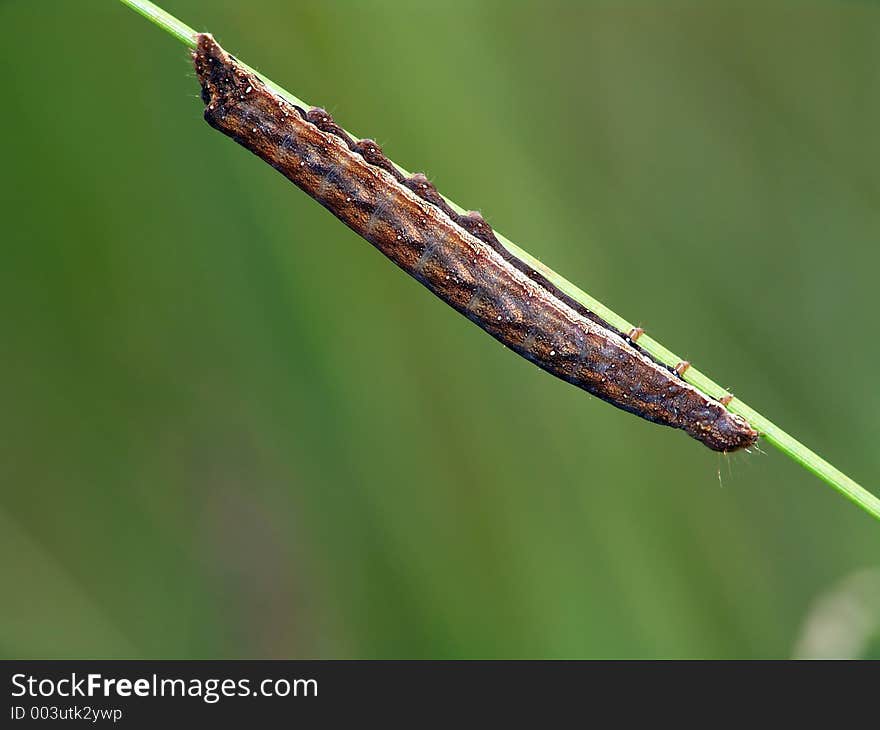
[118,0,196,48]
[117,0,880,522]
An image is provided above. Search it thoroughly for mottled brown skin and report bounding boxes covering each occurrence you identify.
[193,34,758,452]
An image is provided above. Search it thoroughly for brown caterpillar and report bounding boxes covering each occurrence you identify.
[192,34,758,452]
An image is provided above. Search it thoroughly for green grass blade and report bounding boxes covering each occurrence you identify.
[116,0,880,522]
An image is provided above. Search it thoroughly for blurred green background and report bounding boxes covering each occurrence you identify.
[2,0,879,659]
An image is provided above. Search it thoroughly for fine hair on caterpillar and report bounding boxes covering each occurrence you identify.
[192,33,758,453]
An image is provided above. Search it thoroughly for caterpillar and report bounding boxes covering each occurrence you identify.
[192,33,758,452]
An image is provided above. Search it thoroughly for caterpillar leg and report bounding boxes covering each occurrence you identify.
[626,327,644,343]
[674,360,691,377]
